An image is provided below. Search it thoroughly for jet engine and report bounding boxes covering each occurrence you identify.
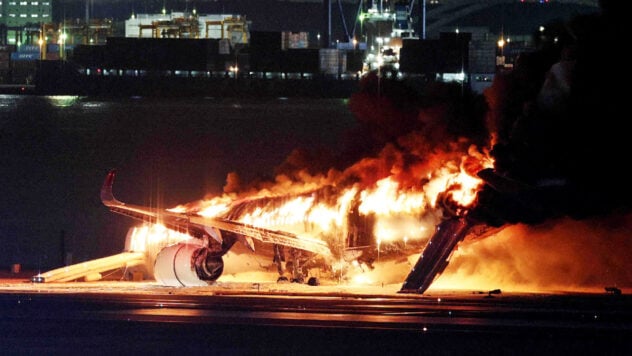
[153,241,224,287]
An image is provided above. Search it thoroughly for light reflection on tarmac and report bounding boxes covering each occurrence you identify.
[0,275,404,296]
[1,275,632,354]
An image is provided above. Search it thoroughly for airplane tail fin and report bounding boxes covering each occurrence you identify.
[101,169,123,206]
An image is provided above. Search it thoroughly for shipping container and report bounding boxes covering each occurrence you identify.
[469,41,496,73]
[400,36,472,74]
[439,32,471,73]
[248,32,282,72]
[0,45,17,52]
[0,69,10,83]
[399,39,439,74]
[0,48,10,70]
[71,45,106,67]
[18,44,41,53]
[11,52,40,61]
[250,31,282,52]
[46,52,61,61]
[10,60,37,84]
[282,32,309,49]
[281,49,319,73]
[47,43,60,53]
[319,49,346,75]
[103,38,222,71]
[346,51,364,73]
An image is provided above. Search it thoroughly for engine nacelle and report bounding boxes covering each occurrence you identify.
[154,242,224,287]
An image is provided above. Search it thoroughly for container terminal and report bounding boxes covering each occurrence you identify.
[0,1,597,97]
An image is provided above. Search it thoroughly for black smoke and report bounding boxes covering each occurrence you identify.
[471,0,630,226]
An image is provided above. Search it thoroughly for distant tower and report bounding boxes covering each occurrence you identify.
[85,0,93,23]
[323,0,331,48]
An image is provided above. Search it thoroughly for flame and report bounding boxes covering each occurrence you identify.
[119,79,508,289]
[432,214,632,293]
[359,177,427,215]
[169,195,234,217]
[128,143,496,289]
[127,224,191,255]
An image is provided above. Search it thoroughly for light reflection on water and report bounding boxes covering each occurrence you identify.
[45,95,82,107]
[0,94,111,115]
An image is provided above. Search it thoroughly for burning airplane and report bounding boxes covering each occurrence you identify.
[31,128,494,291]
[32,3,630,293]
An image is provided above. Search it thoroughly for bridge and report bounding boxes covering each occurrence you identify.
[323,0,600,40]
[422,0,599,36]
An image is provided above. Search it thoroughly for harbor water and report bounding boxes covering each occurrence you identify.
[0,94,357,270]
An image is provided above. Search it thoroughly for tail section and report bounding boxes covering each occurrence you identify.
[101,169,123,207]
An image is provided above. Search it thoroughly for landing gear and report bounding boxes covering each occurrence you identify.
[273,244,306,284]
[307,277,319,286]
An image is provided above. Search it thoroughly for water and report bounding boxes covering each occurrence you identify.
[0,95,357,269]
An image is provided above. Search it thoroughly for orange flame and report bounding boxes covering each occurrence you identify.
[133,145,493,280]
[222,147,487,247]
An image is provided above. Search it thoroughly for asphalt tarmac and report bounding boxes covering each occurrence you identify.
[1,272,631,355]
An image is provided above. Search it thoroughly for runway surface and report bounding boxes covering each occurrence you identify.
[1,274,631,354]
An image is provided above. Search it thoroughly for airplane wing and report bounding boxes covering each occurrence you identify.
[101,169,332,257]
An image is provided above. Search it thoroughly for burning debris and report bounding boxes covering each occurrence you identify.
[605,287,621,296]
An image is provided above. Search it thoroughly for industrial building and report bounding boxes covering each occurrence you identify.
[1,1,575,95]
[0,0,52,45]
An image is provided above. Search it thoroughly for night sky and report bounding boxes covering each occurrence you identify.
[51,1,597,39]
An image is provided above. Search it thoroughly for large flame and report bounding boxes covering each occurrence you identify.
[433,214,632,294]
[132,140,494,288]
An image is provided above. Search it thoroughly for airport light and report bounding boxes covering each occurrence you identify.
[38,38,44,60]
[497,37,505,49]
[497,36,506,58]
[229,65,239,78]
